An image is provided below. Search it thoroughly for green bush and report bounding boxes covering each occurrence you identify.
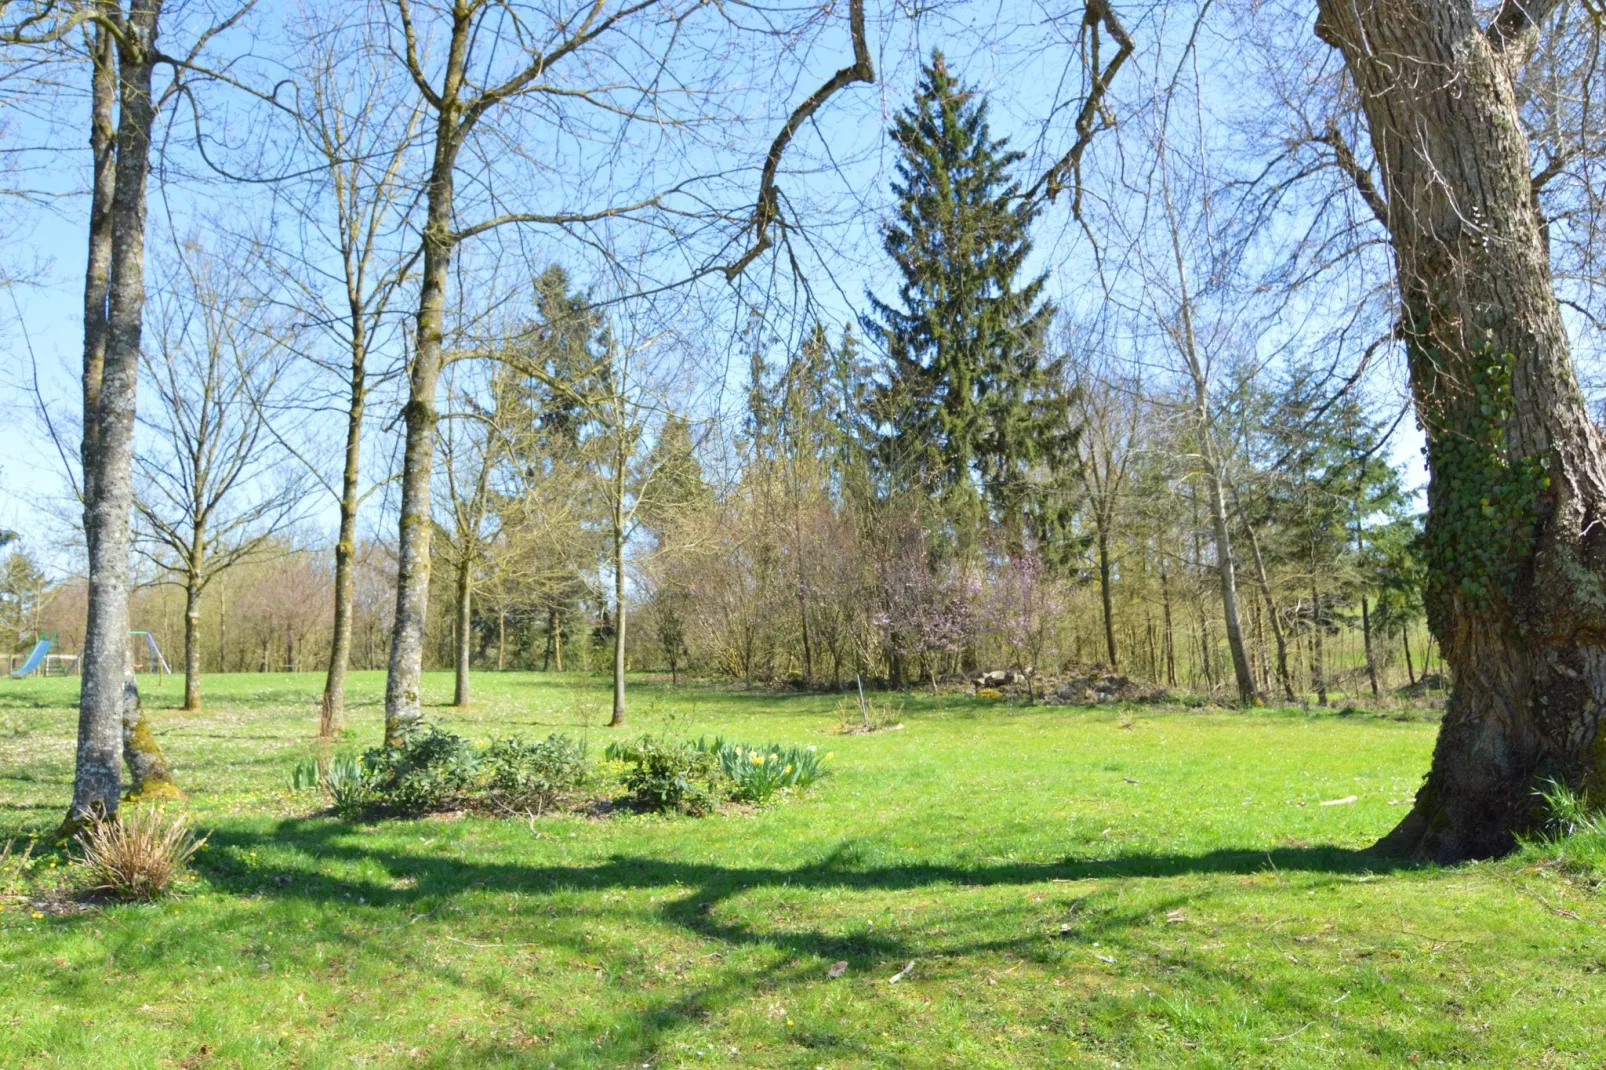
[605,736,730,816]
[361,725,480,815]
[694,737,829,803]
[483,735,590,814]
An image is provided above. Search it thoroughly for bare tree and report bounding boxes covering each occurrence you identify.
[433,361,508,707]
[133,238,301,711]
[269,7,421,737]
[1068,333,1144,670]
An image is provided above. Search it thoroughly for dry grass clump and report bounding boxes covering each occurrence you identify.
[76,807,206,901]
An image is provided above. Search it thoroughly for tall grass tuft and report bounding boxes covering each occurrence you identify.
[76,807,206,901]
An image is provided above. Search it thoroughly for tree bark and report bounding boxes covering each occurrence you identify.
[69,0,161,829]
[383,98,459,747]
[1317,0,1606,858]
[123,649,180,801]
[1402,626,1416,687]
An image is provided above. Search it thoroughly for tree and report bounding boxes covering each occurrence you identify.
[863,50,1059,552]
[0,548,49,651]
[1313,0,1606,858]
[1068,337,1144,669]
[269,7,420,737]
[376,0,874,747]
[434,361,510,707]
[67,0,165,825]
[134,240,301,711]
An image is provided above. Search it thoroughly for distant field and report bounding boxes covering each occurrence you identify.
[1,670,1601,1068]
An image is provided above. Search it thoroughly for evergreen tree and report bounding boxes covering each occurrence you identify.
[863,50,1064,548]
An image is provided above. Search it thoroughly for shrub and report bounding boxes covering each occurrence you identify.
[75,807,206,901]
[361,724,480,815]
[291,752,370,818]
[483,735,590,814]
[604,736,730,815]
[694,737,830,803]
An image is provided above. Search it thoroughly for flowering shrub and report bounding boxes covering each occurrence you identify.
[694,738,829,803]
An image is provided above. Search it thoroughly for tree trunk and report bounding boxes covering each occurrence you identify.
[797,581,814,684]
[453,555,472,707]
[610,525,627,727]
[122,649,181,801]
[1097,525,1118,669]
[1203,465,1257,704]
[1403,626,1417,687]
[182,569,202,711]
[1310,584,1328,707]
[1236,499,1296,701]
[497,606,505,671]
[322,328,365,737]
[80,22,115,527]
[383,116,457,747]
[1159,558,1176,687]
[1361,594,1381,699]
[1317,0,1606,858]
[68,3,161,830]
[218,579,228,676]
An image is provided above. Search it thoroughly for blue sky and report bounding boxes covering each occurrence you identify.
[0,0,1445,575]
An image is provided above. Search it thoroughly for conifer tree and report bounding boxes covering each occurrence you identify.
[863,50,1062,549]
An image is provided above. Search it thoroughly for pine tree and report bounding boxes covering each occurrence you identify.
[863,50,1062,549]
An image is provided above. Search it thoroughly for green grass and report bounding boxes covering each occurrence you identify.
[1,670,1602,1067]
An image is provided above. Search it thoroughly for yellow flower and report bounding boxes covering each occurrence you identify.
[784,765,793,774]
[30,911,44,920]
[752,755,765,765]
[825,753,834,761]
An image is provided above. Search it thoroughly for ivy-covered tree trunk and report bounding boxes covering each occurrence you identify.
[1317,0,1606,859]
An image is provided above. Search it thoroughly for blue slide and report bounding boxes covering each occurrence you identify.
[9,639,52,678]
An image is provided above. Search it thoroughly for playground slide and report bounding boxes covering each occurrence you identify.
[9,639,53,678]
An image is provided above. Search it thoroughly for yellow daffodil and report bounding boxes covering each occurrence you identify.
[784,764,793,774]
[825,753,834,760]
[752,755,765,765]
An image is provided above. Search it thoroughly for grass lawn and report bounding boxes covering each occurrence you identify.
[1,670,1603,1068]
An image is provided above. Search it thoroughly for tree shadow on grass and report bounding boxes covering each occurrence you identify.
[24,818,1436,1067]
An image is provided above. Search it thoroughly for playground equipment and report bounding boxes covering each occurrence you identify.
[8,637,53,678]
[6,631,170,678]
[130,631,172,675]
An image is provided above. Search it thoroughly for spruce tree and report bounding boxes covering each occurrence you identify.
[863,50,1061,548]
